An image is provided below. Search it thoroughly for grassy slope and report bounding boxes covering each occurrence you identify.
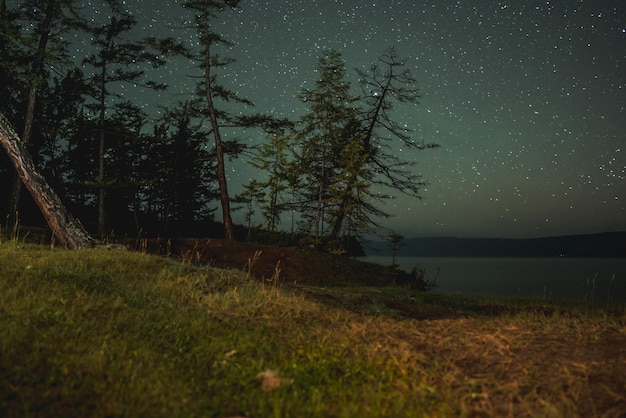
[1,242,625,417]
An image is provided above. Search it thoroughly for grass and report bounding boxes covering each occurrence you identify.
[1,241,625,417]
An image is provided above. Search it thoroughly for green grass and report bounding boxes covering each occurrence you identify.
[1,242,625,417]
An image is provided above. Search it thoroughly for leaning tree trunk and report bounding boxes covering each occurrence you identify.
[0,112,95,249]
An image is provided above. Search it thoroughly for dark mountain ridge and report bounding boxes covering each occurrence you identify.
[369,232,626,258]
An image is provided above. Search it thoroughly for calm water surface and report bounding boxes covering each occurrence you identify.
[364,256,626,304]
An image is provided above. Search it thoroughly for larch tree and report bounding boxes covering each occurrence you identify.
[296,49,360,239]
[326,116,382,242]
[327,125,381,243]
[232,179,264,242]
[248,130,296,231]
[81,0,181,236]
[152,101,218,236]
[181,0,291,240]
[328,48,439,245]
[181,0,245,241]
[357,47,440,198]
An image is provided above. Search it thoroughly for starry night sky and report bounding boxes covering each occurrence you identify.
[80,0,625,239]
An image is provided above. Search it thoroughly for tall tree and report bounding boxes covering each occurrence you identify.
[101,101,153,234]
[182,0,284,240]
[285,48,439,246]
[326,117,378,241]
[296,49,360,238]
[81,0,177,236]
[329,48,440,242]
[183,0,246,240]
[37,69,90,204]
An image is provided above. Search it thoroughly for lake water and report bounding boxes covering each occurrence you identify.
[364,256,626,305]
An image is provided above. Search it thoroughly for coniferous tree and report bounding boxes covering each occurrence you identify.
[181,0,291,240]
[232,180,264,242]
[37,69,90,201]
[357,47,439,197]
[248,130,296,231]
[0,0,21,206]
[296,49,360,239]
[1,0,83,229]
[62,109,100,226]
[267,48,437,248]
[181,0,245,240]
[81,0,177,236]
[327,128,381,242]
[387,230,406,267]
[151,101,218,236]
[103,101,154,234]
[326,116,382,242]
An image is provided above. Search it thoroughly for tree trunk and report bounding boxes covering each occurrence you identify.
[204,43,234,240]
[0,113,95,249]
[97,63,107,236]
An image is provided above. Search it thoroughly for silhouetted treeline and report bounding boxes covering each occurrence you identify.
[1,1,436,247]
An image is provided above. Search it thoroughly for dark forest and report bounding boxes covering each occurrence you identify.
[0,0,436,250]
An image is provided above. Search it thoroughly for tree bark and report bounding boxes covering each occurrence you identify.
[203,43,234,240]
[0,113,95,249]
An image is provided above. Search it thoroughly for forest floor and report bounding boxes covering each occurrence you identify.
[1,238,625,417]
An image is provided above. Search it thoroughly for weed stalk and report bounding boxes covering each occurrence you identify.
[246,250,263,278]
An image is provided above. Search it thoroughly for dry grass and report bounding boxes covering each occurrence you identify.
[1,242,625,417]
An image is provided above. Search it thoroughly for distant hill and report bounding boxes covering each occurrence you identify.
[368,232,626,258]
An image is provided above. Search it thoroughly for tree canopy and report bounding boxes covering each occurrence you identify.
[0,2,437,249]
